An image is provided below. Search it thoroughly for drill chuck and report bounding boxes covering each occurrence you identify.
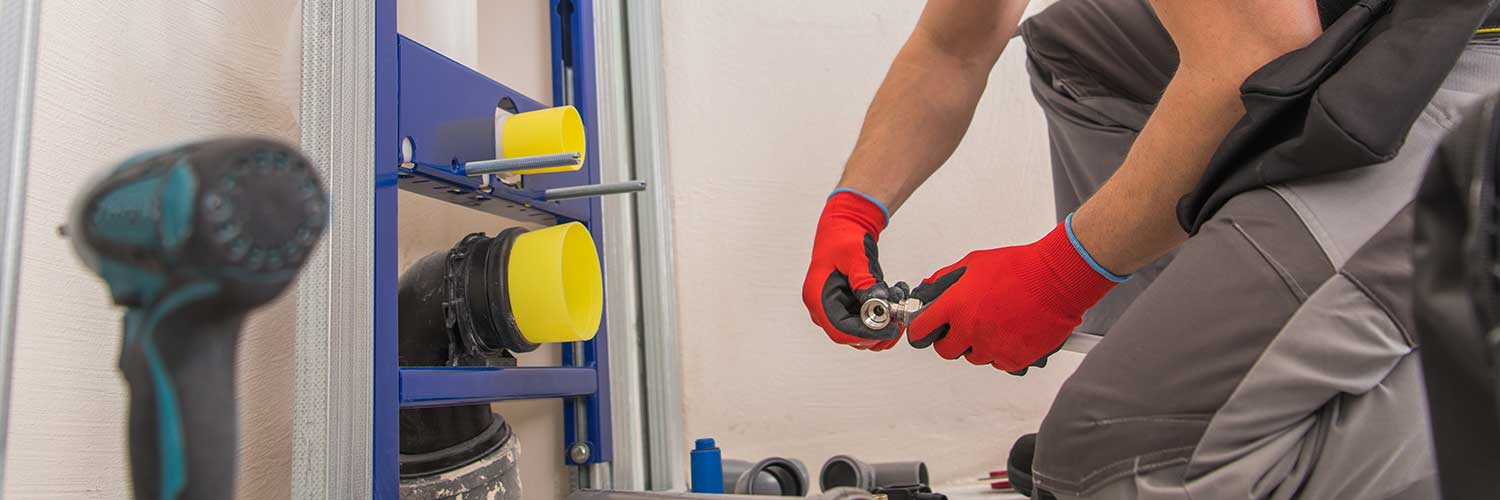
[70,138,326,307]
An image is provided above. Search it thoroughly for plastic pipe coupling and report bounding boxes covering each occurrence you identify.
[819,455,930,492]
[398,221,603,362]
[722,458,811,496]
[495,105,587,175]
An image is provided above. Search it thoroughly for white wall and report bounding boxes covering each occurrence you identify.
[661,0,1081,489]
[7,1,302,498]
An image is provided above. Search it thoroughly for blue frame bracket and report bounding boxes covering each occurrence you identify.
[375,1,615,496]
[550,0,613,466]
[395,35,591,223]
[399,367,598,408]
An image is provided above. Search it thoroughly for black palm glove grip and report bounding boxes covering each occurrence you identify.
[803,191,902,350]
[819,235,902,343]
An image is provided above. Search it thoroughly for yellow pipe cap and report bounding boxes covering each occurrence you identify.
[499,106,586,175]
[507,222,603,343]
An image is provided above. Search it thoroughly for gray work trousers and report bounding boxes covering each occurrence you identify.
[1020,0,1500,498]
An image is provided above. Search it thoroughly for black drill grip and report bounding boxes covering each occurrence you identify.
[119,287,243,500]
[72,138,326,500]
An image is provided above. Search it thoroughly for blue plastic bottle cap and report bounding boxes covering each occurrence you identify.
[694,438,716,450]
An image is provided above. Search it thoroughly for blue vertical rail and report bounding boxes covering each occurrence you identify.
[373,0,614,495]
[373,0,399,498]
[550,0,614,466]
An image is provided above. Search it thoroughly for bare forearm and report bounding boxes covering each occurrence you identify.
[838,0,1029,212]
[1071,0,1322,275]
[837,41,991,212]
[1070,71,1249,273]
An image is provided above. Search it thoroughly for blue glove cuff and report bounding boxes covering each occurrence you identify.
[1065,213,1130,283]
[829,187,891,223]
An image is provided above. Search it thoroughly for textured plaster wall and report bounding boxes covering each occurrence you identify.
[660,0,1082,488]
[6,1,302,498]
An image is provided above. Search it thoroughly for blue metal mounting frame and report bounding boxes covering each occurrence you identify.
[400,367,598,408]
[373,1,612,498]
[395,35,591,223]
[373,1,398,497]
[549,0,614,475]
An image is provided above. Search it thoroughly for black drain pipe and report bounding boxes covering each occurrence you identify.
[398,229,534,480]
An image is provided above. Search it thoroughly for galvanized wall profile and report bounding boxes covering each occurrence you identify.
[624,0,688,491]
[295,0,377,498]
[0,0,41,493]
[593,0,647,490]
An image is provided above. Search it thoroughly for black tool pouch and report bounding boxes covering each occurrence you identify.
[1414,93,1500,500]
[1179,0,1500,232]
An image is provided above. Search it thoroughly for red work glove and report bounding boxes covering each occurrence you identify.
[907,214,1126,374]
[802,189,903,350]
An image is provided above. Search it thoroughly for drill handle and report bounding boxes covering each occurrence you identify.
[119,284,243,500]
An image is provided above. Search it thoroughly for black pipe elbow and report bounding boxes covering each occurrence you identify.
[397,229,536,479]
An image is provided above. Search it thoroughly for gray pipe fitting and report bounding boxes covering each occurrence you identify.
[818,455,929,492]
[721,457,810,496]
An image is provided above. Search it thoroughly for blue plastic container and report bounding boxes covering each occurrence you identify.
[689,437,724,493]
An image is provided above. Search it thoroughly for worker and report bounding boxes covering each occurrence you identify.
[801,0,1500,498]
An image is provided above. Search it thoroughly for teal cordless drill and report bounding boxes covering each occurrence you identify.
[67,137,327,500]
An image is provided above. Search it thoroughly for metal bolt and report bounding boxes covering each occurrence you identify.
[542,180,648,201]
[462,152,581,176]
[569,442,592,464]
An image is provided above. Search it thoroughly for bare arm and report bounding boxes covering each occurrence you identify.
[837,0,1031,212]
[1073,0,1323,274]
[842,0,1321,272]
